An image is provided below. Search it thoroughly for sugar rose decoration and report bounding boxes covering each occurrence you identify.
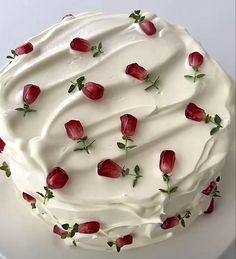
[129,10,157,36]
[203,176,221,214]
[97,159,142,187]
[108,234,133,253]
[70,37,104,57]
[54,221,100,246]
[15,84,41,117]
[161,210,191,230]
[65,120,96,154]
[68,76,104,100]
[184,52,206,82]
[36,167,69,204]
[22,192,37,209]
[126,63,160,91]
[158,150,178,198]
[7,42,33,60]
[117,114,138,156]
[185,103,223,135]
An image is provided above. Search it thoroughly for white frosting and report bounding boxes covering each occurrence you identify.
[0,12,235,251]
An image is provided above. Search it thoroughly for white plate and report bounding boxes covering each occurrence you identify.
[0,143,235,259]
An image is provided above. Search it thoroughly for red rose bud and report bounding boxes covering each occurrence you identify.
[204,198,215,214]
[53,225,69,238]
[161,216,179,230]
[22,192,36,204]
[70,38,92,52]
[202,181,217,196]
[120,114,138,137]
[185,102,206,122]
[159,150,176,174]
[47,167,69,189]
[78,221,100,234]
[23,84,41,105]
[125,63,148,81]
[188,52,204,68]
[15,42,33,55]
[0,138,6,153]
[116,235,133,250]
[82,82,104,100]
[65,120,84,141]
[140,20,157,36]
[97,159,123,178]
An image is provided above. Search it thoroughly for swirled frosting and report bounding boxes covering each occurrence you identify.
[0,12,234,251]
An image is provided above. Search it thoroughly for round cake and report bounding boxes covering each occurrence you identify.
[0,11,234,252]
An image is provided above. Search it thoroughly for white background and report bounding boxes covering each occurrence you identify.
[0,1,235,258]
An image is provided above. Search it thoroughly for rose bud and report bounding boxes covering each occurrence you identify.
[47,167,69,189]
[159,150,176,174]
[65,120,84,141]
[188,52,204,69]
[120,114,138,137]
[185,102,206,122]
[23,84,41,105]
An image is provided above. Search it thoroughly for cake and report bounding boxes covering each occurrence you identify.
[0,11,235,252]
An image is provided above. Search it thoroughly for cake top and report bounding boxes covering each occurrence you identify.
[0,11,234,208]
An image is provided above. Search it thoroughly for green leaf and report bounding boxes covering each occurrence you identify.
[93,52,99,58]
[6,55,14,59]
[77,76,85,84]
[116,244,121,253]
[127,145,137,149]
[68,84,76,93]
[87,139,96,148]
[184,75,194,79]
[124,168,130,176]
[158,188,168,193]
[98,42,103,50]
[196,73,206,78]
[205,114,211,124]
[140,16,145,22]
[134,10,141,14]
[15,108,25,111]
[31,203,36,209]
[107,241,114,247]
[70,229,76,237]
[163,174,170,182]
[61,224,70,230]
[170,186,178,193]
[73,223,79,231]
[134,165,140,174]
[36,192,44,198]
[27,108,37,113]
[133,178,138,188]
[210,126,220,135]
[216,176,221,182]
[145,85,154,91]
[5,169,11,177]
[73,240,77,247]
[214,114,222,125]
[117,142,125,149]
[181,219,186,227]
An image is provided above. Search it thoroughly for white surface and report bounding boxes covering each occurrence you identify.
[0,1,235,259]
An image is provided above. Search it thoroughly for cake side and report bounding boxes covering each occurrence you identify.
[0,12,235,251]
